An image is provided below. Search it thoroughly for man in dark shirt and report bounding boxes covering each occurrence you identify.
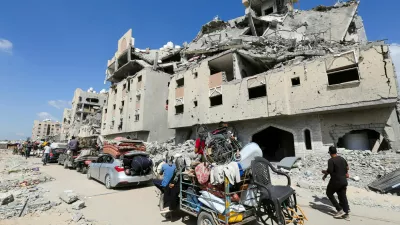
[322,146,350,219]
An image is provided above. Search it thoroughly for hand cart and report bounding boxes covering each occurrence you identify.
[179,172,257,225]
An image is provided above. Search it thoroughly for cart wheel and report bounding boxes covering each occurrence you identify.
[197,211,216,225]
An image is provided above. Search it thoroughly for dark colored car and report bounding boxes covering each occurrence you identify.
[49,143,67,163]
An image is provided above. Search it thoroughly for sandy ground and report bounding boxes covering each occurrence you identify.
[1,157,400,225]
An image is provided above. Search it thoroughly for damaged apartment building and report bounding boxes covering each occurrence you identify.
[101,29,178,142]
[167,0,400,161]
[60,88,107,141]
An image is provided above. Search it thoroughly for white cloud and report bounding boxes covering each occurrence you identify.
[390,44,400,80]
[37,112,59,122]
[0,39,13,54]
[48,100,72,109]
[15,132,25,137]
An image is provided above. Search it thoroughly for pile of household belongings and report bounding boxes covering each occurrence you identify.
[177,138,263,221]
[103,137,146,158]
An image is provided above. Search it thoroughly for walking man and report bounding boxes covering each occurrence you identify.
[43,143,51,165]
[25,141,33,159]
[322,146,350,219]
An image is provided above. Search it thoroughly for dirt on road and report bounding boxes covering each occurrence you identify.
[1,149,400,225]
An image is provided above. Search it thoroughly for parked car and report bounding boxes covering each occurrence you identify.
[58,150,80,169]
[75,149,100,174]
[48,143,67,163]
[87,152,153,189]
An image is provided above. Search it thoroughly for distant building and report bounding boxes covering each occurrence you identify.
[101,29,177,142]
[61,88,107,140]
[31,119,61,141]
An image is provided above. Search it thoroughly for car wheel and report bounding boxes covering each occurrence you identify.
[82,167,88,174]
[105,174,112,189]
[197,211,216,225]
[87,170,92,180]
[63,160,68,169]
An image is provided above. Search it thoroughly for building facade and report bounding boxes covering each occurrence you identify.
[101,29,178,142]
[61,88,107,140]
[167,0,400,161]
[31,119,61,141]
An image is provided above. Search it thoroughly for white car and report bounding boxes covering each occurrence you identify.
[86,152,153,189]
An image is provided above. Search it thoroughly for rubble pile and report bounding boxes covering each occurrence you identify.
[0,150,57,219]
[279,150,400,190]
[145,138,196,162]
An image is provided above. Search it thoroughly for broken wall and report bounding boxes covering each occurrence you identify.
[168,44,398,129]
[320,107,400,151]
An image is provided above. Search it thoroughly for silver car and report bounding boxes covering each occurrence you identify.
[86,153,153,189]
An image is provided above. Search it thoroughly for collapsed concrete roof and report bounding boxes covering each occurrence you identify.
[177,0,366,73]
[132,48,181,65]
[264,1,363,43]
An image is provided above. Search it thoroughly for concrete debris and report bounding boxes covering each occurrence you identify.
[0,193,14,205]
[0,150,58,220]
[146,138,197,163]
[59,191,79,204]
[71,200,86,210]
[278,150,400,190]
[72,212,84,222]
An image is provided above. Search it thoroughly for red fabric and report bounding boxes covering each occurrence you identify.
[195,138,205,155]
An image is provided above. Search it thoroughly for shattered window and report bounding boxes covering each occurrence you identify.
[135,114,140,121]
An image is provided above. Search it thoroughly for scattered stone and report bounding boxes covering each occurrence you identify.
[72,212,84,222]
[0,193,14,205]
[51,200,62,207]
[71,200,85,210]
[297,181,311,189]
[59,191,78,204]
[352,176,361,182]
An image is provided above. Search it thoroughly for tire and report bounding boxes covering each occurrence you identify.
[105,174,112,189]
[82,167,88,174]
[197,211,216,225]
[63,160,68,169]
[76,165,82,173]
[87,170,92,180]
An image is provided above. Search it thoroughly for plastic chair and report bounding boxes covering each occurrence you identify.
[251,157,297,225]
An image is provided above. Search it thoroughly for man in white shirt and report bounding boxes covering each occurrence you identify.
[43,143,51,166]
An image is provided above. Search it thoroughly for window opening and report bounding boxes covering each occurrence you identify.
[176,78,184,87]
[194,100,198,107]
[138,76,142,82]
[175,105,184,114]
[327,65,359,85]
[194,72,198,78]
[304,129,312,150]
[210,95,223,107]
[248,85,267,99]
[291,77,300,86]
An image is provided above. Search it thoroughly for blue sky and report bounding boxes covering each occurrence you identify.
[0,0,399,140]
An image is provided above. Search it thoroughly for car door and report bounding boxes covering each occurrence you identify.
[99,155,114,182]
[91,156,104,180]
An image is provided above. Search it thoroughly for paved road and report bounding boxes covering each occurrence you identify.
[8,159,400,225]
